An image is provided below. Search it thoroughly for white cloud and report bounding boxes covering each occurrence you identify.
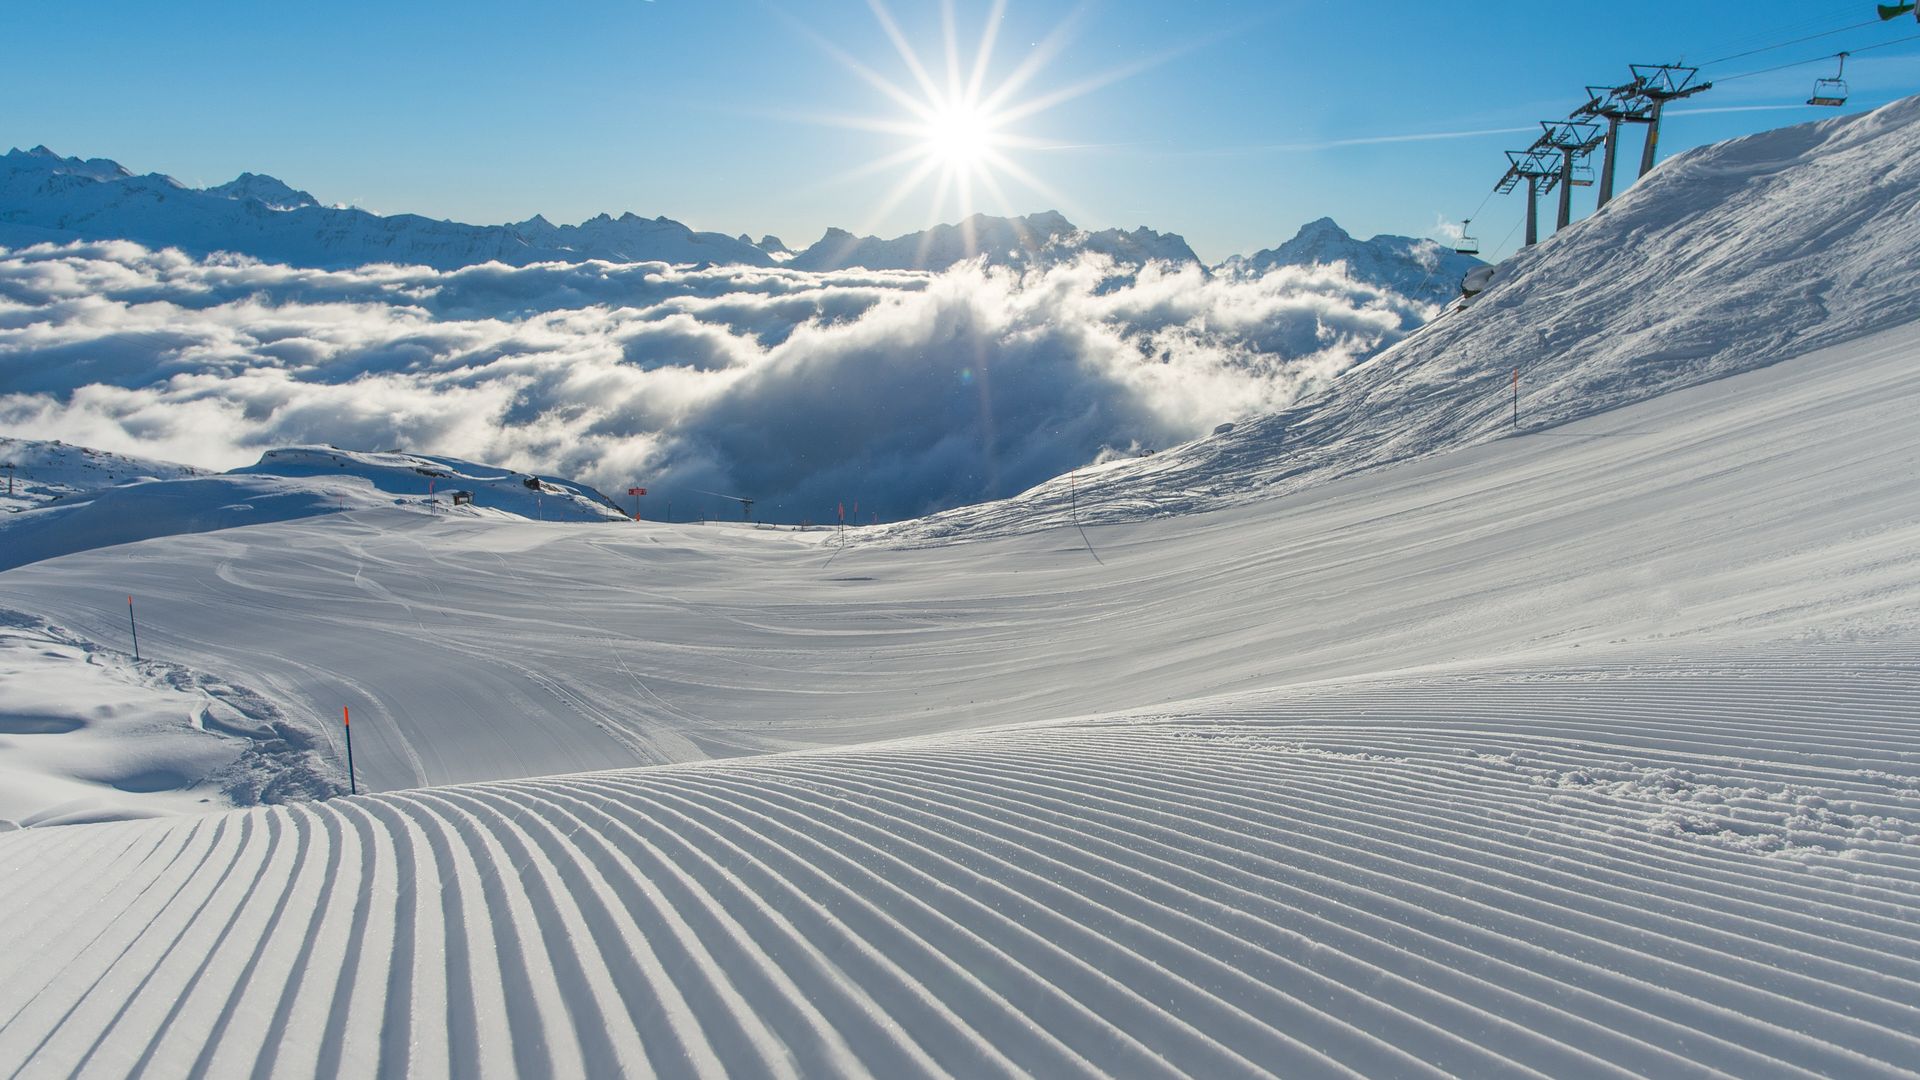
[0,241,1432,521]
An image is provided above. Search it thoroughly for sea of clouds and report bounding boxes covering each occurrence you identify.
[0,240,1432,521]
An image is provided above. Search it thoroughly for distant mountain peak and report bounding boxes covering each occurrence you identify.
[1227,216,1483,304]
[1294,216,1352,240]
[206,172,319,211]
[5,145,135,182]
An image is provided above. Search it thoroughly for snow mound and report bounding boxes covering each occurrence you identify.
[0,444,627,571]
[0,609,341,828]
[0,435,208,513]
[893,95,1920,543]
[233,446,629,523]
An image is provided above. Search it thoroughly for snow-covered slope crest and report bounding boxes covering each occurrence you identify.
[0,444,628,572]
[0,434,208,513]
[0,146,773,270]
[899,95,1920,542]
[233,446,629,523]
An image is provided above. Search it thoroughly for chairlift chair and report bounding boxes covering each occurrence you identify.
[1454,219,1480,257]
[1809,53,1850,107]
[1570,161,1597,187]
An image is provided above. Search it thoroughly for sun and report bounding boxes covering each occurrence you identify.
[923,100,999,168]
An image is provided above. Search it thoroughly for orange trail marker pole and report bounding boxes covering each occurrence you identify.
[343,706,357,795]
[127,596,140,661]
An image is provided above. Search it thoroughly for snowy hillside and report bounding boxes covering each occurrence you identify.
[0,445,626,572]
[0,435,207,513]
[789,210,1201,271]
[899,96,1920,543]
[1220,217,1484,305]
[0,146,773,270]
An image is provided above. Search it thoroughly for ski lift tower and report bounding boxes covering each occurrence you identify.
[1573,82,1648,210]
[1628,63,1711,180]
[1538,120,1604,231]
[1496,140,1563,247]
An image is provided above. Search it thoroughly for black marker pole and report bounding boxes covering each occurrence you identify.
[127,595,141,662]
[343,706,357,795]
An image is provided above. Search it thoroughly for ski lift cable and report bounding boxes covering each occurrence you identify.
[1715,30,1920,84]
[1493,209,1528,256]
[1681,3,1886,65]
[1698,19,1883,67]
[1434,186,1499,253]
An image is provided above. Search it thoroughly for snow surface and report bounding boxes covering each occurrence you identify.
[0,609,340,828]
[1,103,1918,1075]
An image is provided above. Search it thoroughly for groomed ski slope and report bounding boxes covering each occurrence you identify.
[0,652,1915,1077]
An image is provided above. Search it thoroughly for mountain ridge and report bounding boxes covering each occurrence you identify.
[2,146,1474,292]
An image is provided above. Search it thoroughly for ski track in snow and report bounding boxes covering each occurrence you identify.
[0,652,1916,1078]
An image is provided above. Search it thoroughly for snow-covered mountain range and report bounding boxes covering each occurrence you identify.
[787,210,1201,272]
[1,145,1474,292]
[0,146,775,270]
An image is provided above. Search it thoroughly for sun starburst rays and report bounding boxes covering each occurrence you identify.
[781,0,1117,257]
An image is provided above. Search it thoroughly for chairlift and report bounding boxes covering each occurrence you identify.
[1808,53,1850,107]
[1570,161,1597,187]
[1454,219,1480,257]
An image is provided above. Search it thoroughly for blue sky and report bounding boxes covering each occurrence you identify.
[6,0,1918,262]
